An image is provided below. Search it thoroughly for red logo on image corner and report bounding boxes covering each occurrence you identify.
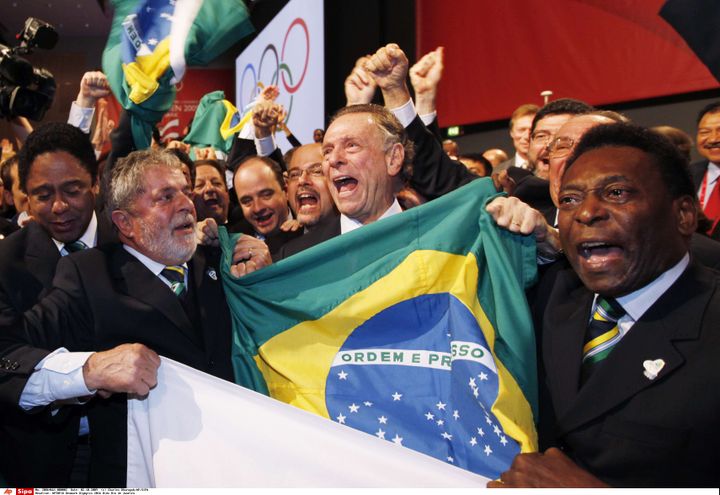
[17,489,33,495]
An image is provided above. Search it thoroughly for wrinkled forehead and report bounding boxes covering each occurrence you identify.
[326,112,383,142]
[289,144,323,170]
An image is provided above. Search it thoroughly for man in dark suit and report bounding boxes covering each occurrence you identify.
[493,123,719,487]
[690,102,720,238]
[0,122,117,487]
[0,149,270,487]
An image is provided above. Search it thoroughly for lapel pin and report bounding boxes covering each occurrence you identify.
[207,268,217,281]
[643,359,665,380]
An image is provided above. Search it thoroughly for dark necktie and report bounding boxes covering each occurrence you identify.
[581,296,625,383]
[64,240,87,253]
[161,265,187,297]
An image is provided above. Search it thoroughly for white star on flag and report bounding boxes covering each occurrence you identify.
[479,372,488,381]
[425,412,435,420]
[436,401,446,410]
[493,424,501,435]
[484,445,493,456]
[436,419,444,426]
[452,410,460,420]
[392,392,402,401]
[147,38,158,46]
[336,413,346,424]
[470,437,478,446]
[338,370,348,380]
[348,403,360,413]
[477,427,485,437]
[392,434,403,445]
[378,416,388,424]
[485,416,493,425]
[468,377,476,387]
[363,401,373,407]
[376,429,386,439]
[447,456,454,462]
[500,435,508,446]
[441,432,453,440]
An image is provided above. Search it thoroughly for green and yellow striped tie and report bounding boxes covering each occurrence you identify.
[161,265,187,297]
[581,297,625,383]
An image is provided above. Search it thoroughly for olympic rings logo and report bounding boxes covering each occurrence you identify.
[238,17,310,121]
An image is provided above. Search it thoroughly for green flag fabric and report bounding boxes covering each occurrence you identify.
[218,178,539,479]
[183,90,242,153]
[102,0,253,149]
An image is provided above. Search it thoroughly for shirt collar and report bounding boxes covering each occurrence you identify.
[123,244,188,277]
[53,212,98,253]
[608,253,690,322]
[707,162,720,184]
[340,198,403,235]
[515,153,528,169]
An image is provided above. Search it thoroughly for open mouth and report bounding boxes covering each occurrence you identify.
[254,210,275,228]
[333,175,358,196]
[577,241,623,265]
[173,217,195,235]
[296,189,319,212]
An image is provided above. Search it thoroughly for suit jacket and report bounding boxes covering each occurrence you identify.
[689,159,709,192]
[405,116,477,200]
[537,261,720,487]
[512,175,557,225]
[0,243,234,487]
[0,217,117,487]
[274,212,341,260]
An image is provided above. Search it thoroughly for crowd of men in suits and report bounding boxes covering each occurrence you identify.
[0,41,718,488]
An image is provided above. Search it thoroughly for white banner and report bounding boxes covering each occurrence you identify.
[126,357,489,487]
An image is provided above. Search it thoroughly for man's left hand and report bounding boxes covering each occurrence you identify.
[230,235,272,277]
[488,448,608,488]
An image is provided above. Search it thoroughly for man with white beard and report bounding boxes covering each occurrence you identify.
[0,149,270,487]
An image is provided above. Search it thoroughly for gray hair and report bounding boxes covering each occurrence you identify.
[107,149,184,213]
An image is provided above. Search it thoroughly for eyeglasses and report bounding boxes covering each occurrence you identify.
[547,136,575,158]
[530,131,553,146]
[287,164,324,182]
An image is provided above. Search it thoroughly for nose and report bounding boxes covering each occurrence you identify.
[51,194,69,215]
[574,191,609,226]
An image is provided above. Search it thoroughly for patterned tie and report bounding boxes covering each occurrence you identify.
[581,296,625,383]
[161,265,187,297]
[64,240,87,254]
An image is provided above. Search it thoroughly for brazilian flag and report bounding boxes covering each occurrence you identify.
[183,90,243,154]
[102,0,254,149]
[218,178,538,479]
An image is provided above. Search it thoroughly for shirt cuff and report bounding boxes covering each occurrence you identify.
[255,135,277,157]
[419,111,437,127]
[390,99,417,128]
[19,349,95,410]
[68,102,95,134]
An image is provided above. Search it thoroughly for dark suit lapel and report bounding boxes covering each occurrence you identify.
[543,270,594,419]
[24,223,62,288]
[555,264,713,435]
[190,247,224,354]
[112,246,197,343]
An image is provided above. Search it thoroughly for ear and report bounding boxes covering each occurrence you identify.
[674,195,698,237]
[111,210,134,239]
[386,142,405,177]
[2,189,13,207]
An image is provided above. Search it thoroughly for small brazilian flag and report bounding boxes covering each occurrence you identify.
[183,90,243,153]
[102,0,254,149]
[219,178,539,479]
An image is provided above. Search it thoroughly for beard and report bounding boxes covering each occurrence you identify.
[137,212,197,265]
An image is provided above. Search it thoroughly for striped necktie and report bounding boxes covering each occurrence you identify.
[581,296,625,383]
[64,240,87,254]
[162,265,187,297]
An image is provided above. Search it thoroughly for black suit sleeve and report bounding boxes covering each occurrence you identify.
[405,115,477,200]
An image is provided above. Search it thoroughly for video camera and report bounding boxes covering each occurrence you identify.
[0,17,58,121]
